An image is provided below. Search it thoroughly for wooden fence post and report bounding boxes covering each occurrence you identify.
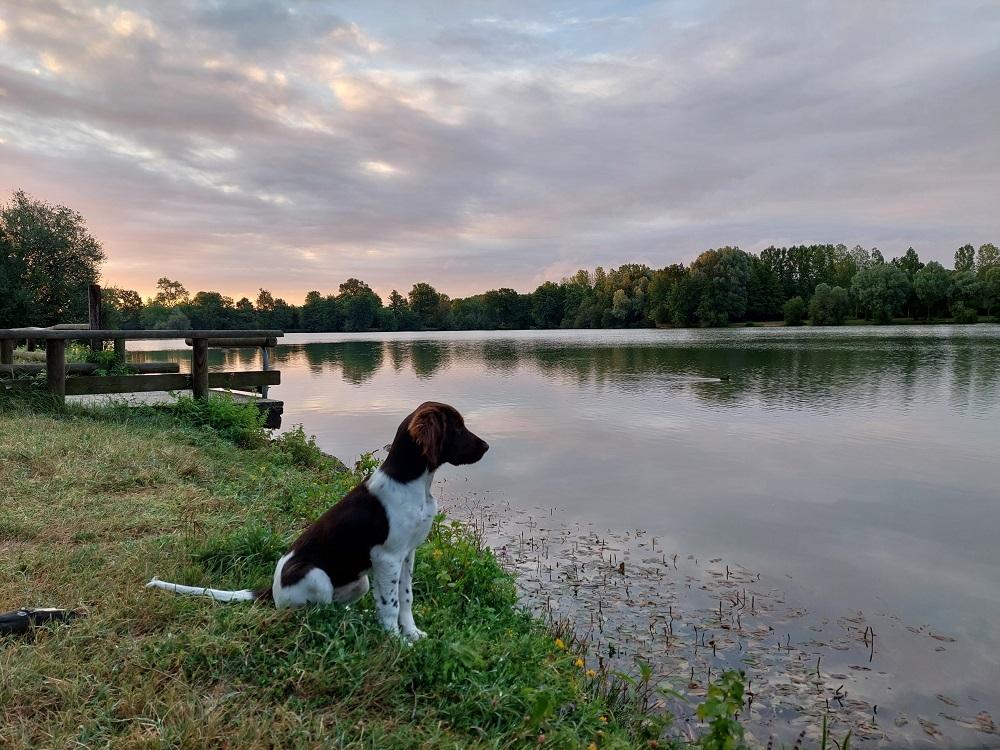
[114,338,126,363]
[46,339,66,402]
[0,339,13,366]
[191,338,208,399]
[88,284,104,352]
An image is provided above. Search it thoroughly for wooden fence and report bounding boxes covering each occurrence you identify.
[0,328,284,424]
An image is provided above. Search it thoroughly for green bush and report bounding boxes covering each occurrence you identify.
[783,296,807,326]
[272,424,328,469]
[950,301,979,324]
[85,348,134,375]
[168,394,268,447]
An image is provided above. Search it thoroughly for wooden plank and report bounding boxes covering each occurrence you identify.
[46,339,66,401]
[184,337,277,348]
[50,323,91,330]
[64,373,191,395]
[0,339,12,365]
[208,370,280,389]
[61,371,278,396]
[88,285,103,352]
[191,338,208,400]
[0,329,283,340]
[1,362,180,377]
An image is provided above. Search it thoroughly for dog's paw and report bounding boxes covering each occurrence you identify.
[145,577,161,588]
[402,627,427,642]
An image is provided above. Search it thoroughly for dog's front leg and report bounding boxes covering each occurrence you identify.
[370,550,402,636]
[397,550,426,641]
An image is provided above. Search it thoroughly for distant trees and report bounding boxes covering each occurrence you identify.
[687,247,751,327]
[851,264,911,323]
[483,288,532,329]
[977,243,999,273]
[0,190,105,326]
[531,281,566,328]
[981,267,1000,317]
[783,296,807,326]
[102,287,144,329]
[154,277,189,307]
[36,244,1000,334]
[808,283,850,325]
[913,262,951,320]
[746,256,783,321]
[408,282,447,328]
[337,278,381,332]
[302,291,340,332]
[6,189,999,334]
[954,244,976,273]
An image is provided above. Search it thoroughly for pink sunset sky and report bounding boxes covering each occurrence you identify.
[2,1,999,303]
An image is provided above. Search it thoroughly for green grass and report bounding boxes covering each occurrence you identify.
[0,395,669,749]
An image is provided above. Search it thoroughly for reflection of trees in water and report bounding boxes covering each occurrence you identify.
[227,335,1000,412]
[386,341,408,372]
[299,341,385,385]
[409,343,451,379]
[948,338,1000,414]
[126,347,262,372]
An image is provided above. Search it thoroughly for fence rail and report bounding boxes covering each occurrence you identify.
[0,328,283,425]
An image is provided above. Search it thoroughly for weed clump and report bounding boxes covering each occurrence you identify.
[168,394,268,447]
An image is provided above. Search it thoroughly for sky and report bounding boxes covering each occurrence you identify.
[1,1,999,302]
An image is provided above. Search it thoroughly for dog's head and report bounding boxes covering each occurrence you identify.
[406,401,489,469]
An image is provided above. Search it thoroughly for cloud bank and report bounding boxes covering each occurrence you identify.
[1,1,998,300]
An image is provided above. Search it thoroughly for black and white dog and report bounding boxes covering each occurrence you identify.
[147,402,489,641]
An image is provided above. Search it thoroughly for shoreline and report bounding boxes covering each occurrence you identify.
[0,395,674,748]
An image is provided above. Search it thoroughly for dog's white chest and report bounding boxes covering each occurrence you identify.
[368,469,436,552]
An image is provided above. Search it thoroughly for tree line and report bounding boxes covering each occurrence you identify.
[3,190,999,332]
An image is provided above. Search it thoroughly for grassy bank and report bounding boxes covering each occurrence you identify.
[0,395,673,749]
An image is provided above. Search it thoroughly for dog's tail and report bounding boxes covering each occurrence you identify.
[146,577,273,603]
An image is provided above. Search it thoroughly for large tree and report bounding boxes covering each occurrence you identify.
[912,262,952,320]
[976,243,1000,274]
[408,282,445,328]
[337,278,382,332]
[980,266,1000,317]
[689,247,751,326]
[954,244,976,273]
[851,264,910,323]
[746,256,784,321]
[0,190,105,326]
[809,283,849,325]
[103,287,144,329]
[531,281,565,328]
[154,277,189,307]
[188,291,236,329]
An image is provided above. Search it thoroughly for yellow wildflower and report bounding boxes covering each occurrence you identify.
[554,638,566,650]
[599,715,608,724]
[586,669,597,678]
[575,657,585,668]
[432,548,443,560]
[587,744,598,750]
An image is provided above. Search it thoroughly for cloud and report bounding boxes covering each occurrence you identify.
[0,0,998,300]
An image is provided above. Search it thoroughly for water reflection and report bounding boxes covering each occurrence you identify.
[247,330,1000,416]
[132,329,1000,420]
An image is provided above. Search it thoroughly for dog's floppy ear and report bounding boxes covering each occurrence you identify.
[407,403,448,466]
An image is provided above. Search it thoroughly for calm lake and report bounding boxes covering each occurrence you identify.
[129,327,1000,746]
